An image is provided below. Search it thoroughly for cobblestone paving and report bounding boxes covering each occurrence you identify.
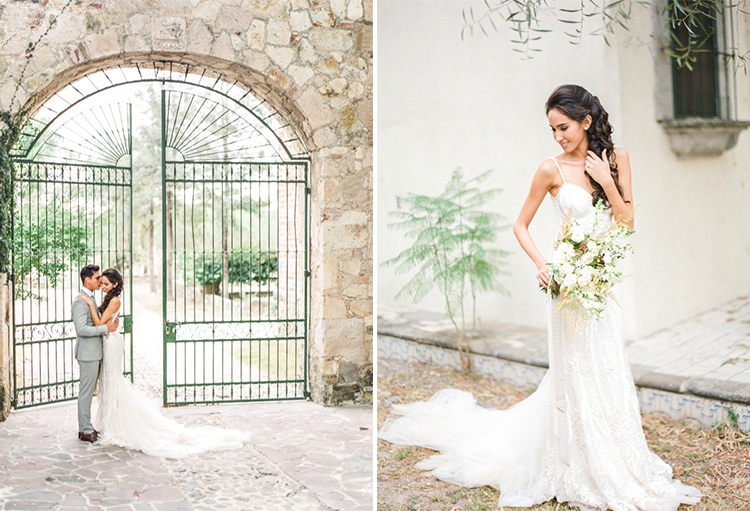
[0,299,373,511]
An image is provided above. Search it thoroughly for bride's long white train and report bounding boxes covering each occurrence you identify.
[96,331,249,459]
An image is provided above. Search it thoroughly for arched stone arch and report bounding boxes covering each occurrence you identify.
[0,0,373,416]
[16,53,318,156]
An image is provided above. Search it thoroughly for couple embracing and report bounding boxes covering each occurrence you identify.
[72,264,249,458]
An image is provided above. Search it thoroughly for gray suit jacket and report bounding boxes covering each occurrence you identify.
[72,291,108,362]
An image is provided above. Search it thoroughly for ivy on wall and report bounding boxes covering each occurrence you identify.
[0,0,74,276]
[0,112,18,276]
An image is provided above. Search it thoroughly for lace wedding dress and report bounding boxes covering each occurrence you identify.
[379,160,702,511]
[96,326,249,458]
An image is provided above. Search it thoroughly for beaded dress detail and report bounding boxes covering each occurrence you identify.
[378,159,701,510]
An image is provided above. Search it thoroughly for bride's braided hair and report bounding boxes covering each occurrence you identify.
[99,267,124,315]
[545,84,623,208]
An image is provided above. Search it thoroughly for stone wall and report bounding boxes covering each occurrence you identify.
[0,276,10,421]
[0,0,372,410]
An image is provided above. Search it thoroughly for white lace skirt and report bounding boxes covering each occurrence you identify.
[96,331,249,459]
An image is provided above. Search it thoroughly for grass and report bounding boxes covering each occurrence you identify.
[377,358,750,511]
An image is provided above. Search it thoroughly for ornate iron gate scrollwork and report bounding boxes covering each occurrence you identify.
[11,103,134,409]
[161,86,310,405]
[9,62,310,409]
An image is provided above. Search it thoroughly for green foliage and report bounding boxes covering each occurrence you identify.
[249,251,279,283]
[725,405,740,427]
[382,169,511,370]
[0,108,28,277]
[0,141,12,276]
[462,0,748,69]
[195,257,224,285]
[12,207,89,300]
[196,251,279,286]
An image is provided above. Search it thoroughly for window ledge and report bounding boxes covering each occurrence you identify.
[658,118,750,157]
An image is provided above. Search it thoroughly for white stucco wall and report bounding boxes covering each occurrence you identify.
[377,0,750,339]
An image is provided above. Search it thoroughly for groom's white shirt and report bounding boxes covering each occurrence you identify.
[80,287,96,302]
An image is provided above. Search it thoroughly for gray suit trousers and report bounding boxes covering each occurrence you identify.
[78,360,100,434]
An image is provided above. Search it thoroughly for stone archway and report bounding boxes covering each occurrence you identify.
[0,1,372,417]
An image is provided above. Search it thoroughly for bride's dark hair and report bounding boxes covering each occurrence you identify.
[545,84,622,208]
[99,267,124,315]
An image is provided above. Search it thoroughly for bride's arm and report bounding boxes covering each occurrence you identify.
[77,295,120,327]
[99,297,121,325]
[513,160,558,289]
[585,147,634,228]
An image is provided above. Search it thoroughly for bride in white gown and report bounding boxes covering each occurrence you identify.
[79,267,249,459]
[379,85,702,510]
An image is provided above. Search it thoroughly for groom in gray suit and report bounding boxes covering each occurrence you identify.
[73,264,118,443]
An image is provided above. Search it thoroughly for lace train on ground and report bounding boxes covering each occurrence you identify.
[96,331,249,459]
[379,179,701,511]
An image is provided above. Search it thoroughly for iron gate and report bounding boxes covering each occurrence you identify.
[9,63,310,409]
[161,87,310,404]
[11,103,134,409]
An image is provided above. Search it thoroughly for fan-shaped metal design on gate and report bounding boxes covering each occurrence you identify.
[11,103,134,408]
[10,61,310,408]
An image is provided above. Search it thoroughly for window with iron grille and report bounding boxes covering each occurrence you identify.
[657,1,750,157]
[670,8,720,118]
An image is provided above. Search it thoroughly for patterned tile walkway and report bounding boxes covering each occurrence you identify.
[378,295,750,432]
[0,297,373,511]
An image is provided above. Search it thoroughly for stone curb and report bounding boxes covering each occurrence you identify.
[378,311,750,407]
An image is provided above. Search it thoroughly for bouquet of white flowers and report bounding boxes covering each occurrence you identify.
[545,201,634,320]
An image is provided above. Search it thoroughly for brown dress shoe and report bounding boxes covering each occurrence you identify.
[78,431,98,443]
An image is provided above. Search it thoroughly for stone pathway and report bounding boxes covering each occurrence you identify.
[0,294,373,511]
[378,295,750,431]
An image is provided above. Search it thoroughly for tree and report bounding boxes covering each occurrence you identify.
[383,169,511,372]
[462,0,749,70]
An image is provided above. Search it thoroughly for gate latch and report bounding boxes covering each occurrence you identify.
[165,322,178,341]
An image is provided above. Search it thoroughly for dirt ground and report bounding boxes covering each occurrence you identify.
[377,358,750,511]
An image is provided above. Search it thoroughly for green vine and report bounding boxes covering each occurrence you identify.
[462,0,749,69]
[0,111,24,276]
[0,0,75,277]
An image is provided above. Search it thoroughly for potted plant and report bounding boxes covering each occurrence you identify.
[195,258,222,295]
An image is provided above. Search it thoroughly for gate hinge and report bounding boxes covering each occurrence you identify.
[305,186,311,195]
[304,270,311,278]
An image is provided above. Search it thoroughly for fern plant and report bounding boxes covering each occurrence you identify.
[383,169,511,372]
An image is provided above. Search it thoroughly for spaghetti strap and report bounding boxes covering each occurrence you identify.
[550,157,566,183]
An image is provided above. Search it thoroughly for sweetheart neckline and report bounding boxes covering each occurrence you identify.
[552,181,593,199]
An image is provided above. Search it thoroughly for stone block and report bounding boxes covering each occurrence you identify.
[322,294,349,320]
[316,318,365,361]
[340,254,362,276]
[347,0,364,21]
[265,45,295,70]
[315,54,340,76]
[267,18,291,45]
[309,27,354,52]
[312,126,338,148]
[186,19,212,54]
[288,64,314,86]
[211,31,236,61]
[245,0,289,18]
[48,11,86,44]
[191,1,222,21]
[310,6,335,28]
[123,34,150,53]
[296,37,317,65]
[296,86,335,129]
[290,10,312,33]
[151,17,187,51]
[84,27,121,58]
[216,5,255,31]
[242,49,270,72]
[247,19,266,51]
[349,297,372,318]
